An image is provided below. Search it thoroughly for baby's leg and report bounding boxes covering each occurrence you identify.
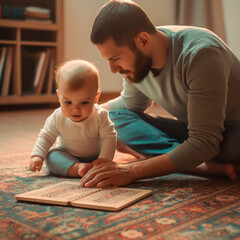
[46,148,92,177]
[46,148,79,176]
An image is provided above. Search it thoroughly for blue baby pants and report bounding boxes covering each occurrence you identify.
[45,148,97,177]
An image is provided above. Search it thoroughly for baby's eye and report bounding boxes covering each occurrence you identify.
[81,101,89,105]
[64,101,72,105]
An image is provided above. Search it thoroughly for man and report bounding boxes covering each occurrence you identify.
[79,0,240,188]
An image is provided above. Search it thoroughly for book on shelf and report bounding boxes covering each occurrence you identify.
[31,51,46,94]
[24,6,51,19]
[21,48,52,95]
[15,181,153,211]
[0,5,2,19]
[21,49,41,94]
[1,5,25,20]
[34,48,51,94]
[25,6,50,14]
[0,5,51,21]
[1,46,14,96]
[47,48,56,94]
[0,47,8,87]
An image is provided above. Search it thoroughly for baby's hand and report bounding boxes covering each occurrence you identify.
[29,156,44,172]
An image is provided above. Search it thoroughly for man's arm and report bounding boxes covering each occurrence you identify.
[79,153,178,188]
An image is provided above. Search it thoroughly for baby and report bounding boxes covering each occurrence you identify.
[29,60,117,177]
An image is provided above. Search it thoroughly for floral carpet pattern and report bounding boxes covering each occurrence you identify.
[0,151,240,240]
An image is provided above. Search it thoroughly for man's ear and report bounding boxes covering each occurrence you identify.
[95,91,101,103]
[134,32,151,51]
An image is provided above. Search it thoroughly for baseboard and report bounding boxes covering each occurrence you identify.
[99,92,120,103]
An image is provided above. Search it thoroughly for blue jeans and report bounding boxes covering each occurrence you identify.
[109,109,240,165]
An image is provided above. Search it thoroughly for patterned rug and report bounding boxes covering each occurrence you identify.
[0,151,240,240]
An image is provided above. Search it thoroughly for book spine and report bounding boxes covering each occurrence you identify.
[69,189,102,201]
[1,46,14,96]
[47,48,56,94]
[0,47,8,93]
[35,48,51,94]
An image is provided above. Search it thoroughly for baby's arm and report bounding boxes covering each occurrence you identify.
[30,110,58,172]
[29,156,44,172]
[98,118,117,162]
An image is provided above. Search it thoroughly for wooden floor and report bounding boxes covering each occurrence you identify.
[0,104,172,155]
[0,108,55,155]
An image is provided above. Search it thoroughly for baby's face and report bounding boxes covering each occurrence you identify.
[57,75,99,122]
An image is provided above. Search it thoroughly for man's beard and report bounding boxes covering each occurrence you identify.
[120,47,152,84]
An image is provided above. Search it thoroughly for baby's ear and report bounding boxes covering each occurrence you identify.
[95,91,101,103]
[56,89,61,103]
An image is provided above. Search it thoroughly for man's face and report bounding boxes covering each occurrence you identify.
[96,38,152,83]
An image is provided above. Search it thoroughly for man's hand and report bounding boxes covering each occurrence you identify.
[29,156,44,172]
[79,158,134,188]
[79,154,178,188]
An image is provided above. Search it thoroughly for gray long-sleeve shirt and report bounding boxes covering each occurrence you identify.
[108,25,240,171]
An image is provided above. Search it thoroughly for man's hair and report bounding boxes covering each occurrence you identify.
[90,0,156,48]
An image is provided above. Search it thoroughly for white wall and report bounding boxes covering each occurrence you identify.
[63,0,175,92]
[222,0,240,59]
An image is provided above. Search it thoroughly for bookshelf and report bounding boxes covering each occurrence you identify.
[0,0,64,105]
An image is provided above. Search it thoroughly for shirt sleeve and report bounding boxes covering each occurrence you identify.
[31,111,59,159]
[168,47,232,170]
[109,78,153,112]
[97,108,117,161]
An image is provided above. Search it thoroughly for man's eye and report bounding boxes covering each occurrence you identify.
[64,101,72,105]
[112,57,119,61]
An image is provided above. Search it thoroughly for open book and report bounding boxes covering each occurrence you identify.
[15,181,152,211]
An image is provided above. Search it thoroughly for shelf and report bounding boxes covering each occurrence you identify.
[21,41,57,47]
[0,0,63,106]
[0,41,56,46]
[0,94,58,105]
[0,40,17,45]
[0,19,59,31]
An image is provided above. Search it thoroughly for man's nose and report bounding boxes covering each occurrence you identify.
[109,61,121,73]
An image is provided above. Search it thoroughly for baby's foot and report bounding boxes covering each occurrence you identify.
[78,163,93,177]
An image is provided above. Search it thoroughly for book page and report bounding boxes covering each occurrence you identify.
[15,181,100,205]
[72,188,152,211]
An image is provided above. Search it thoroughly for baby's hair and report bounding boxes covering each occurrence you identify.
[55,60,100,92]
